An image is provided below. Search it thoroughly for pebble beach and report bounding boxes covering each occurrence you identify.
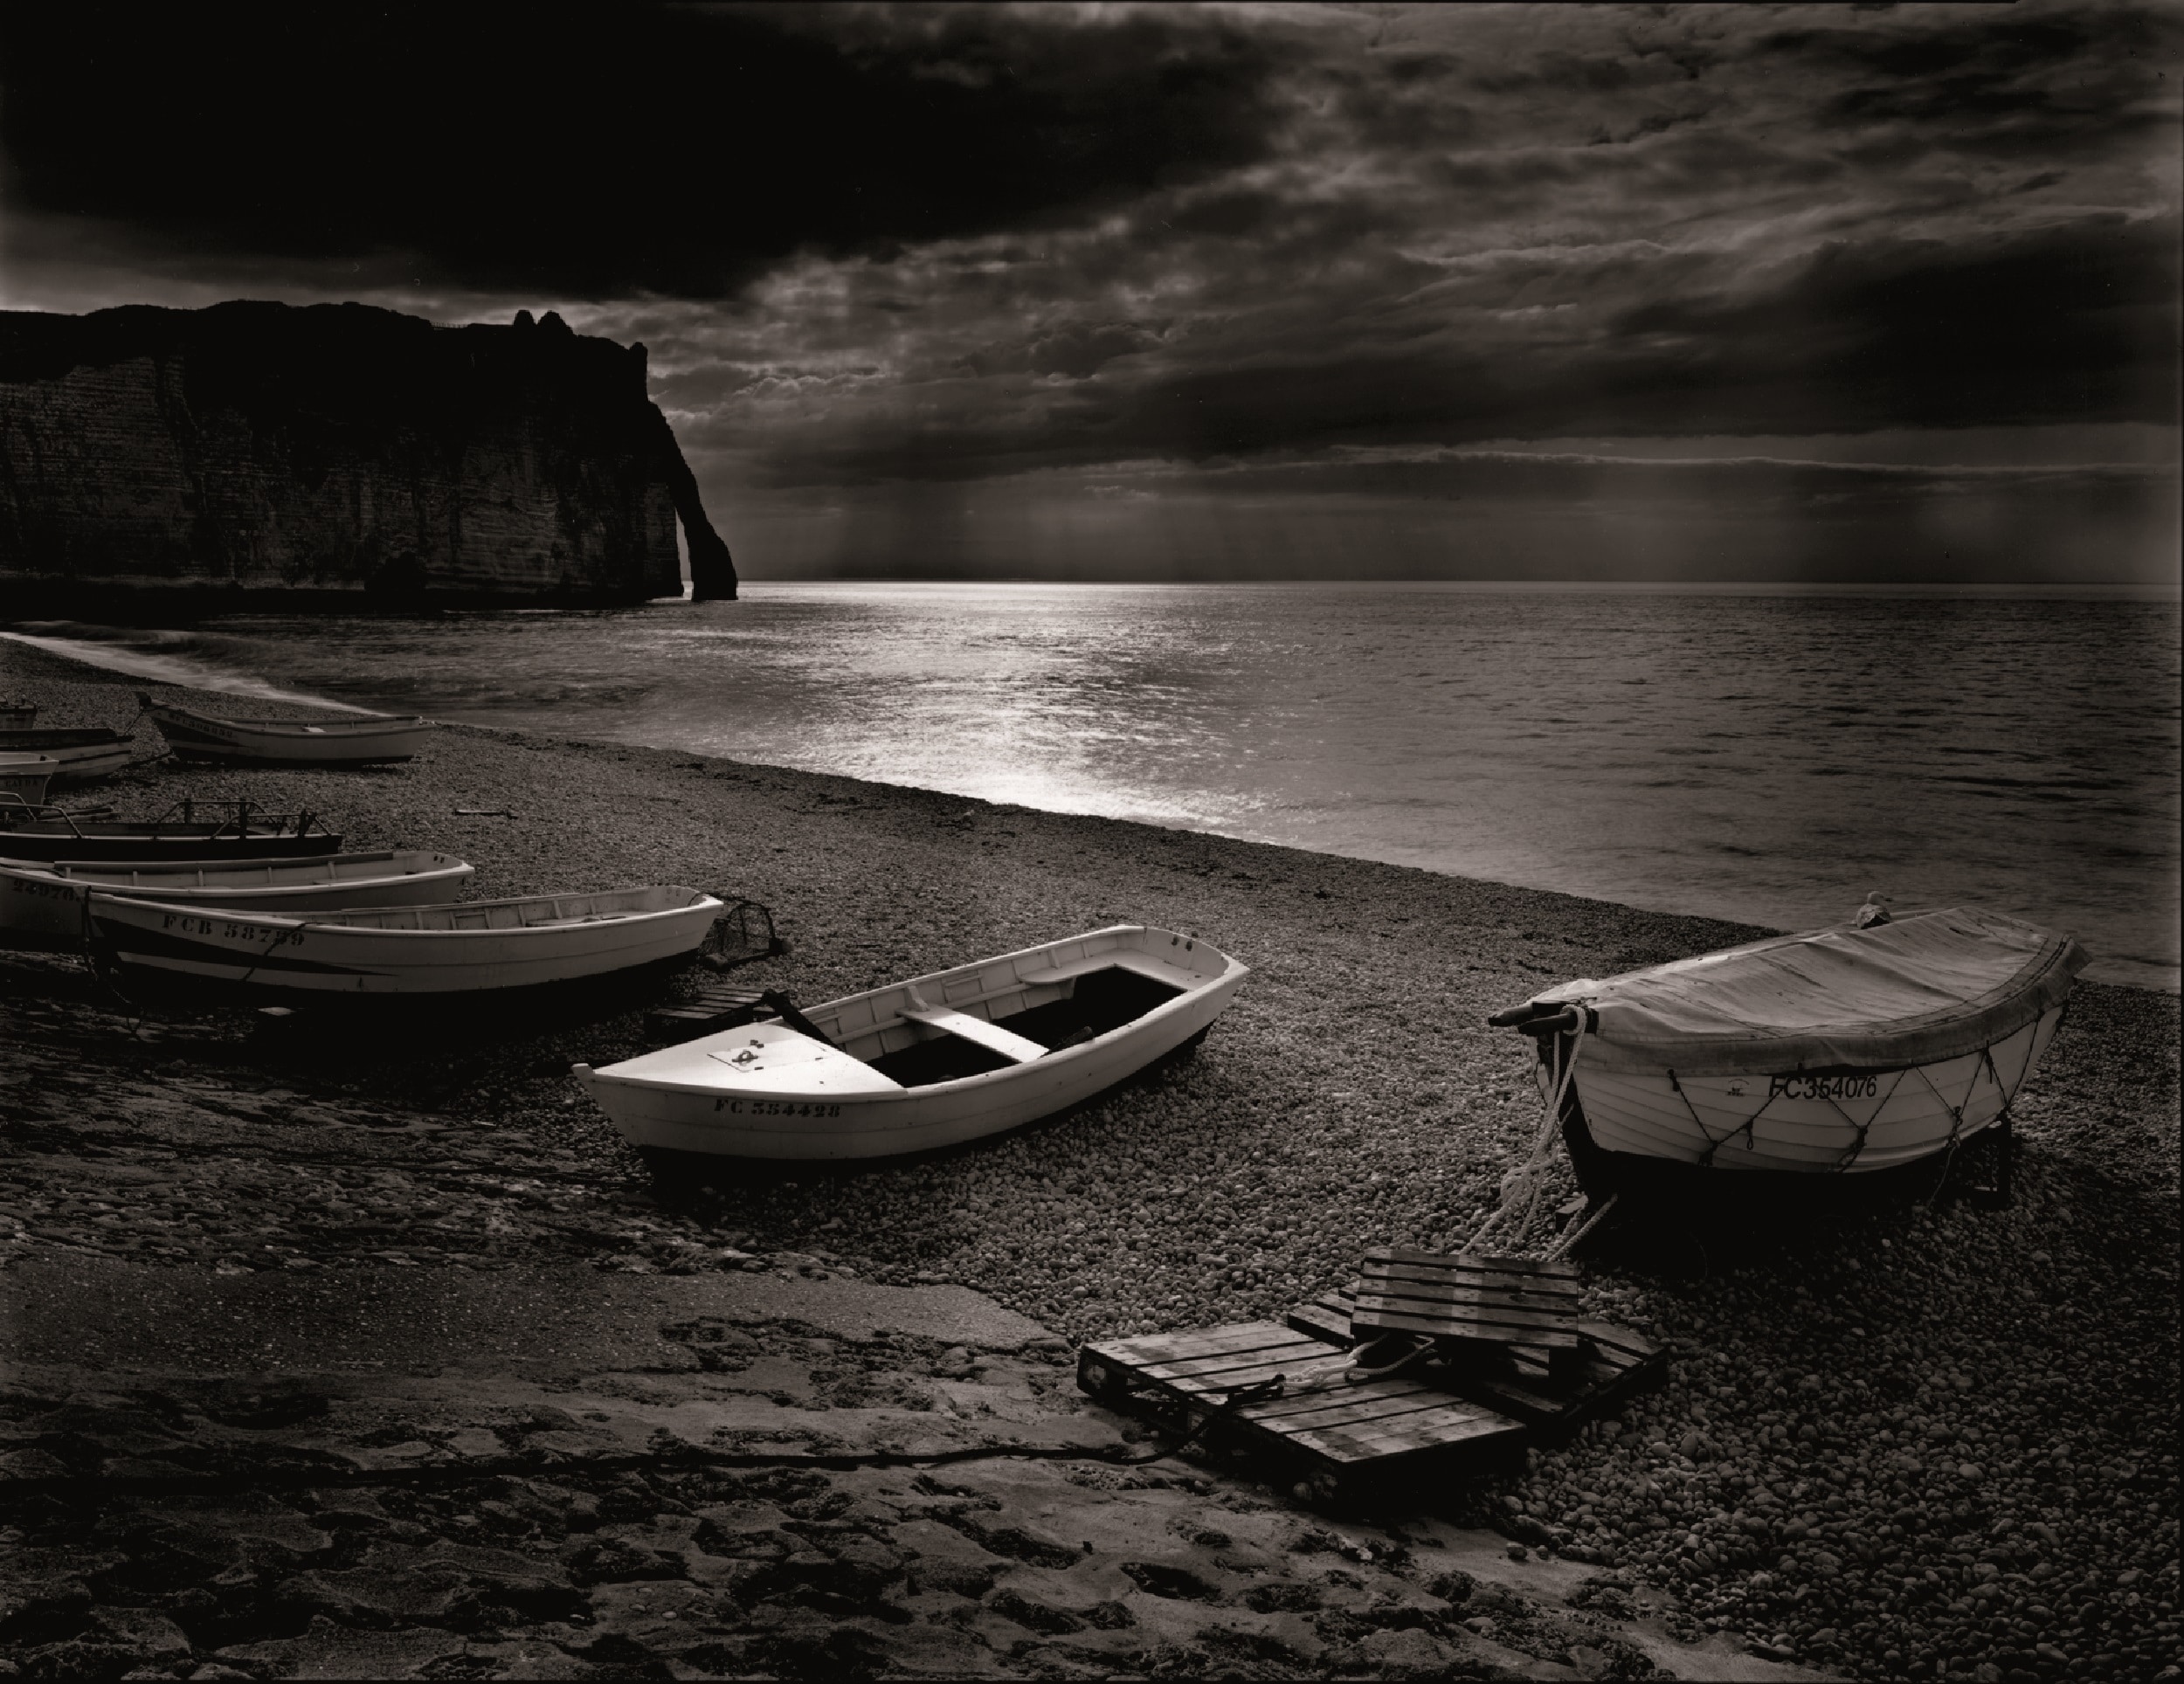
[1,636,2176,1682]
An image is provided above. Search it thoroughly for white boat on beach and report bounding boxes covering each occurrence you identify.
[142,696,434,764]
[0,754,58,806]
[574,924,1248,1163]
[0,728,135,783]
[85,886,722,998]
[1,850,474,952]
[0,799,342,863]
[1490,906,2088,1195]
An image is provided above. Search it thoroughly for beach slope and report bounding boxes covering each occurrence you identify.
[1,639,2174,1681]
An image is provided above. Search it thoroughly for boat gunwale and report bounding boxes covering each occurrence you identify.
[86,886,721,936]
[30,848,456,884]
[149,704,432,739]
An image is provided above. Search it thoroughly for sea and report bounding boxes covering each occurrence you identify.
[10,582,2179,990]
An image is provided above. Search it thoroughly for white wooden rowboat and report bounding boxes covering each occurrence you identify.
[0,755,57,806]
[143,698,434,764]
[574,924,1248,1162]
[1490,907,2087,1195]
[1,850,474,952]
[85,886,721,997]
[0,728,135,783]
[0,800,342,863]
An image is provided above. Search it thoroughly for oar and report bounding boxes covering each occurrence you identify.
[759,990,840,1050]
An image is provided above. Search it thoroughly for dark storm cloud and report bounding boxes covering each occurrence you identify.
[5,0,2174,582]
[0,2,1296,297]
[1606,217,2181,431]
[717,210,2178,488]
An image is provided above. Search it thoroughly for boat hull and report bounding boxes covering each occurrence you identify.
[0,826,342,863]
[0,756,56,805]
[149,706,433,765]
[576,926,1248,1162]
[86,887,720,998]
[1538,1003,2066,1195]
[0,730,135,783]
[1,851,473,952]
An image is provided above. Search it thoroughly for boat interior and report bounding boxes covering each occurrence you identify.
[769,930,1224,1087]
[0,797,327,840]
[864,966,1186,1087]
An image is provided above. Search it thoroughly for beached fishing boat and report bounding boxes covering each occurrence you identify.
[1,850,473,952]
[0,799,341,863]
[141,696,434,765]
[1489,907,2087,1196]
[574,924,1248,1163]
[0,727,135,783]
[0,755,57,806]
[86,885,722,998]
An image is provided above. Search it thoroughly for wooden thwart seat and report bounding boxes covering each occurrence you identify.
[899,1004,1047,1064]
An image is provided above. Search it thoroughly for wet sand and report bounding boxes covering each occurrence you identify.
[1,637,2174,1681]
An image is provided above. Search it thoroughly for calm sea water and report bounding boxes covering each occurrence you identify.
[13,583,2179,990]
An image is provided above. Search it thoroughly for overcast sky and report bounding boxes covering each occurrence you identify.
[3,2,2177,583]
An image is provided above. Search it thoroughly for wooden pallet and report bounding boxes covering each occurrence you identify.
[1290,1282,1555,1374]
[1286,1287,1664,1439]
[646,983,767,1042]
[1078,1322,1524,1499]
[1459,1319,1666,1437]
[1352,1248,1582,1358]
[1285,1284,1358,1349]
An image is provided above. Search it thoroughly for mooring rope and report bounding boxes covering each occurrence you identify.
[1462,1008,1593,1257]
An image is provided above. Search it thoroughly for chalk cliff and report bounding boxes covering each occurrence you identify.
[0,300,737,610]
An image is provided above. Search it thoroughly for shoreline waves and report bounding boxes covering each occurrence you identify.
[1,637,2175,1682]
[11,582,2178,995]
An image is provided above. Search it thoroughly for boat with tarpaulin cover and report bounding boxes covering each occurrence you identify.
[1490,907,2087,1197]
[574,924,1248,1163]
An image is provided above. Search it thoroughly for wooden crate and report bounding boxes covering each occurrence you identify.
[1352,1248,1582,1357]
[646,983,767,1042]
[1286,1286,1663,1439]
[1078,1322,1524,1500]
[1289,1281,1554,1375]
[1284,1284,1358,1349]
[1456,1319,1667,1438]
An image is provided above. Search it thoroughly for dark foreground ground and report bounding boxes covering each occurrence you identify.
[1,639,2175,1682]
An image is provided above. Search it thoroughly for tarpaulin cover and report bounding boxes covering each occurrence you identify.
[1522,908,2088,1076]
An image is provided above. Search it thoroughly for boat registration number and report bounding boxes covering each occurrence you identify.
[712,1099,844,1118]
[1768,1072,1882,1101]
[162,912,306,947]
